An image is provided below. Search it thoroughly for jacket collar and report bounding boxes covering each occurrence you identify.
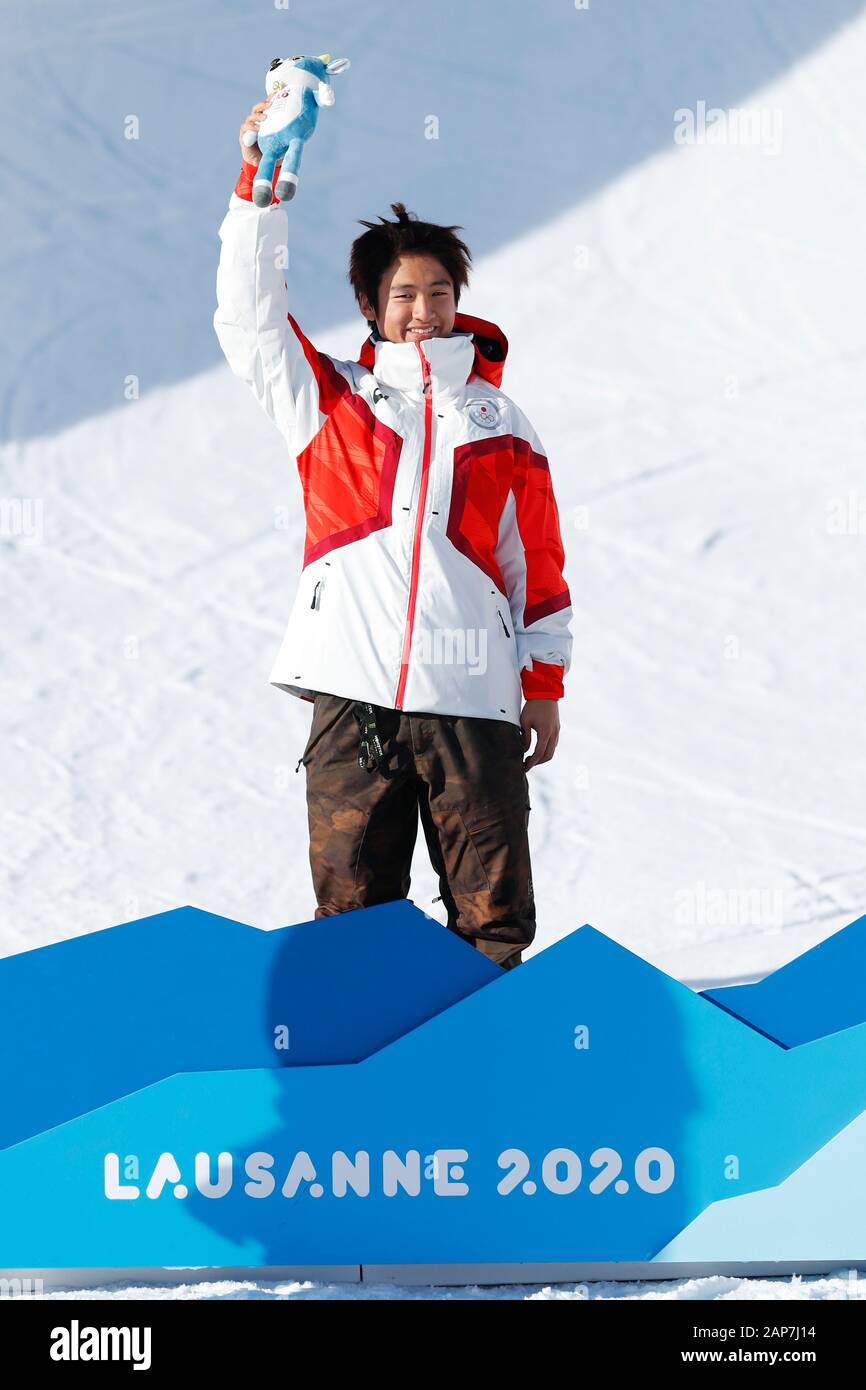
[357,312,509,397]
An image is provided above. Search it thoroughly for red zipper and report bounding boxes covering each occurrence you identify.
[394,343,433,708]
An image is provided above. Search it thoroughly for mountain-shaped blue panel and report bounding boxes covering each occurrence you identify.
[654,1106,866,1262]
[2,920,865,1268]
[0,900,499,1152]
[702,913,866,1046]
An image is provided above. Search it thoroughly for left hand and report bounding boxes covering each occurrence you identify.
[519,698,560,770]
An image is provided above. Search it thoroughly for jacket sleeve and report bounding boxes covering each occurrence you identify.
[494,404,573,700]
[213,163,348,453]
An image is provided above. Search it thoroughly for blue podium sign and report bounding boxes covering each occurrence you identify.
[1,908,865,1270]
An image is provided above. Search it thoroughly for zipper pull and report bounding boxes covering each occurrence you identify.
[421,350,432,395]
[497,607,511,638]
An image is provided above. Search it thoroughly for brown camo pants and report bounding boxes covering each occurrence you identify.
[298,694,536,970]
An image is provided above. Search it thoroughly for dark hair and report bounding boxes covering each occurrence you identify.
[348,202,472,327]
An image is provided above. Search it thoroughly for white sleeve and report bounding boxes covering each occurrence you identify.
[494,404,573,693]
[213,194,346,453]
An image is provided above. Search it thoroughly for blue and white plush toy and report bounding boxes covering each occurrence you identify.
[242,53,351,207]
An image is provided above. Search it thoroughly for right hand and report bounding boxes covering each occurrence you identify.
[238,98,273,167]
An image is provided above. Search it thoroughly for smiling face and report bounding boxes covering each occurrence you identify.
[358,252,457,344]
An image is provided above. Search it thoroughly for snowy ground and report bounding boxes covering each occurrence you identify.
[2,0,866,1297]
[32,1271,866,1302]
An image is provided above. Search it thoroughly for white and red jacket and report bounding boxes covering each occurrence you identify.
[214,163,573,725]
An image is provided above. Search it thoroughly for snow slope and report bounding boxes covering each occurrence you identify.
[2,0,866,1298]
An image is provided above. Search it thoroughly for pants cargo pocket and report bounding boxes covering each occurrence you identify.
[456,802,533,910]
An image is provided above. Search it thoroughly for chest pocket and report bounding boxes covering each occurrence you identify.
[427,449,452,523]
[426,405,465,525]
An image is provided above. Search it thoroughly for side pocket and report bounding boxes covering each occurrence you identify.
[299,695,357,773]
[296,693,321,772]
[310,572,328,610]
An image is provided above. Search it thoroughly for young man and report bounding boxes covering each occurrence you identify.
[213,97,573,969]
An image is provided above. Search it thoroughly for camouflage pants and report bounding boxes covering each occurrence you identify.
[298,694,535,970]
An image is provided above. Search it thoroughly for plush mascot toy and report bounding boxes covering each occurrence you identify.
[242,53,351,207]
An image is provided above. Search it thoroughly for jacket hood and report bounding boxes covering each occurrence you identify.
[357,312,509,389]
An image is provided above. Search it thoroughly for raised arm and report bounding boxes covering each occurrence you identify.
[213,98,338,453]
